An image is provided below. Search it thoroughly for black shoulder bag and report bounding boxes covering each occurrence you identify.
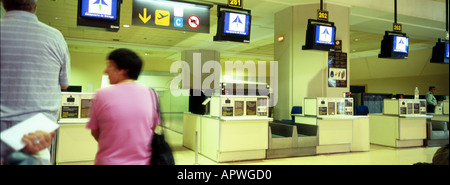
[149,89,175,165]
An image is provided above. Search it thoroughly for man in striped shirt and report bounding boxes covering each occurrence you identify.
[1,0,71,164]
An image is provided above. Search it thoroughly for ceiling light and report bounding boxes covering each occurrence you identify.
[123,25,130,28]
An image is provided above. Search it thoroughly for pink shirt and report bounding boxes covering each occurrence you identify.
[87,83,160,165]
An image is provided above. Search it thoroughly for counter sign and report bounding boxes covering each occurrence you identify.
[317,10,329,21]
[393,23,402,32]
[228,0,243,9]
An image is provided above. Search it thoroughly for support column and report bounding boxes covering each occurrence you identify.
[274,3,350,120]
[181,50,221,94]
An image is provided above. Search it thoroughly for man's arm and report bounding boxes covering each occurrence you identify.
[91,130,100,142]
[61,86,68,91]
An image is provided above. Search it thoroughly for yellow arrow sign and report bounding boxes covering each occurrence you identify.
[139,8,152,24]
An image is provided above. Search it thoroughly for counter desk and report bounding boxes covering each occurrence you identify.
[428,114,449,122]
[293,115,370,154]
[183,113,271,163]
[369,114,431,148]
[425,114,449,147]
[369,99,433,148]
[55,119,97,165]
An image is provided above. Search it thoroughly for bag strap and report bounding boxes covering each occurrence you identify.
[149,88,164,135]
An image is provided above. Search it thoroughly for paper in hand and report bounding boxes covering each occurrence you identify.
[0,113,60,151]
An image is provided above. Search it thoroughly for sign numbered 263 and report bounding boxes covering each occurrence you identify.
[228,0,243,9]
[393,23,402,32]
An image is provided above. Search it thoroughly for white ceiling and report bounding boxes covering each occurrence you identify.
[2,0,449,63]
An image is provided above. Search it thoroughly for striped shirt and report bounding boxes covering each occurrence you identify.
[1,11,70,123]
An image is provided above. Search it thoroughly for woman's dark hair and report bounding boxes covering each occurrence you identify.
[1,0,37,12]
[108,48,143,80]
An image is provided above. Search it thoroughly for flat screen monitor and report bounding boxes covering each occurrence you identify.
[315,25,335,45]
[393,36,409,53]
[379,32,409,59]
[223,12,251,36]
[430,39,449,64]
[214,9,252,43]
[446,43,449,59]
[302,19,336,51]
[80,0,118,21]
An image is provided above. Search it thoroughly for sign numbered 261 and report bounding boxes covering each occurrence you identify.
[228,0,243,9]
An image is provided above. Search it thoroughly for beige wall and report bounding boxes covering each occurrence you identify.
[70,52,105,92]
[69,51,180,92]
[350,48,450,96]
[352,74,449,96]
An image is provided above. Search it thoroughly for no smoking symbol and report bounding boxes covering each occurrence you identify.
[188,15,200,29]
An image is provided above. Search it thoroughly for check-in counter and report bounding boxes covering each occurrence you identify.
[428,100,449,122]
[429,114,450,122]
[369,99,431,148]
[443,100,449,115]
[294,97,370,154]
[184,113,271,162]
[184,95,272,162]
[369,114,430,148]
[294,115,370,154]
[56,119,97,164]
[55,92,97,165]
[425,101,449,147]
[351,116,371,152]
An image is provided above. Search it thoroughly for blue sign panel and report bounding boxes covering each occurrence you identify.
[80,0,118,20]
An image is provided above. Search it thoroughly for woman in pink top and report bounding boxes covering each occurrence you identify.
[87,49,160,165]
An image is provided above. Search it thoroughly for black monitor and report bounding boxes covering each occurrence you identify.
[77,0,122,32]
[302,19,336,51]
[214,6,252,43]
[64,86,82,93]
[430,39,449,64]
[379,31,409,59]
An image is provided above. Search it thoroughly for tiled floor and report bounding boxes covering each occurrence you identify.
[59,128,441,165]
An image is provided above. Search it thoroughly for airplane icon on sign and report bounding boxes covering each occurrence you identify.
[232,16,243,29]
[158,13,169,20]
[322,29,330,36]
[155,10,170,26]
[92,0,109,11]
[321,28,330,40]
[93,0,108,6]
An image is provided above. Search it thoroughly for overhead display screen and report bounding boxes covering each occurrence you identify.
[315,25,335,45]
[80,0,118,20]
[446,43,449,59]
[393,36,409,53]
[223,12,250,36]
